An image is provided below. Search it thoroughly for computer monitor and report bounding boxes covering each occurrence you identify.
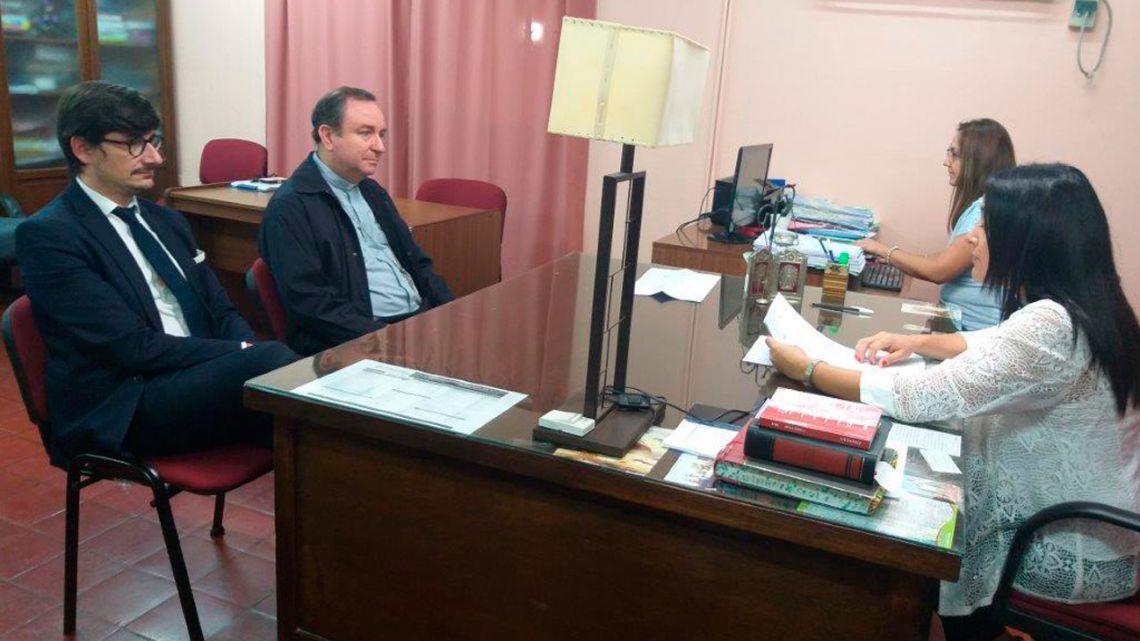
[709,143,773,244]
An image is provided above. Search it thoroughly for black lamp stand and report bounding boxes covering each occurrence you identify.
[535,144,658,457]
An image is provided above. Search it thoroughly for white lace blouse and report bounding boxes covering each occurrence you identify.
[861,299,1140,616]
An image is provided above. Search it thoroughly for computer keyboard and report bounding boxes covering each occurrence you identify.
[860,260,903,292]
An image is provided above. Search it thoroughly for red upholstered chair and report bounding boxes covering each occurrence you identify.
[2,296,274,641]
[244,258,288,342]
[991,501,1140,641]
[415,178,507,279]
[199,137,268,184]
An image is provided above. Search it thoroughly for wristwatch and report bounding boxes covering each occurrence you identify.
[802,359,823,390]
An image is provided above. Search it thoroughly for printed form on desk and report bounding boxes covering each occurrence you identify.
[292,360,526,435]
[743,293,925,374]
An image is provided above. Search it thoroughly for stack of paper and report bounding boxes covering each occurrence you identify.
[790,196,876,241]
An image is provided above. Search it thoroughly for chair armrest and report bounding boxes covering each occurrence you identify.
[991,501,1140,616]
[1,193,27,219]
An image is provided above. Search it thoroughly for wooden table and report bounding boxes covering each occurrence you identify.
[245,254,961,641]
[652,223,926,299]
[165,183,503,299]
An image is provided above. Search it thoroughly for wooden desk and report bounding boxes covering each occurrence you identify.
[165,183,503,299]
[245,254,961,641]
[652,223,926,299]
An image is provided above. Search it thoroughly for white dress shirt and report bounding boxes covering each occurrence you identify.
[76,178,191,337]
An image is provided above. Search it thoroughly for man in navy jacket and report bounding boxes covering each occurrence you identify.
[15,81,297,465]
[259,86,453,356]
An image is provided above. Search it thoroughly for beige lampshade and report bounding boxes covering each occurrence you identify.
[547,18,710,147]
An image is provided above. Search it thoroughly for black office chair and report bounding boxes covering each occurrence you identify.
[990,501,1140,641]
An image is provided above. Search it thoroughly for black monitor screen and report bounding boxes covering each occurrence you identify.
[729,143,773,229]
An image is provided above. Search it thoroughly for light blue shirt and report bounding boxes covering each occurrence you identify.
[312,153,421,318]
[939,197,1002,330]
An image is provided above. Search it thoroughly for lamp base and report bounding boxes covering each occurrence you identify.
[534,405,659,458]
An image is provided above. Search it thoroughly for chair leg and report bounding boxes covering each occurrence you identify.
[62,465,82,634]
[210,492,226,538]
[151,486,205,641]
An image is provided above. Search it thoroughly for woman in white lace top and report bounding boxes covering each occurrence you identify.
[767,164,1140,641]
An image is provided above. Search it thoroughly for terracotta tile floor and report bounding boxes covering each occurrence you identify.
[0,300,277,641]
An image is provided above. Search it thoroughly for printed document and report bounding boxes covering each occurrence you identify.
[662,418,737,459]
[292,360,526,435]
[742,293,925,373]
[885,422,962,457]
[634,267,720,302]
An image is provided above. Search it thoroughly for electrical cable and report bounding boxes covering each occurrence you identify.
[676,187,717,235]
[602,384,751,426]
[1077,0,1113,80]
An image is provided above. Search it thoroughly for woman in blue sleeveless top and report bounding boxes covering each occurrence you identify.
[859,119,1013,330]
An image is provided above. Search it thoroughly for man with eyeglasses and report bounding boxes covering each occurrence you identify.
[15,81,298,465]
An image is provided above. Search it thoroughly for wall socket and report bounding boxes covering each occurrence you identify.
[1069,0,1098,29]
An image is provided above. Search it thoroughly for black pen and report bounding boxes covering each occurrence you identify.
[812,302,873,315]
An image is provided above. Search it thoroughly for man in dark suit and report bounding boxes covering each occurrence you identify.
[259,86,453,356]
[15,81,298,465]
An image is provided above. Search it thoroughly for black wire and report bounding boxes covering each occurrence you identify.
[602,385,751,426]
[675,186,718,235]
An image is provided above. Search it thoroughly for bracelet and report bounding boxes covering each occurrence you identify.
[802,359,823,390]
[885,245,900,266]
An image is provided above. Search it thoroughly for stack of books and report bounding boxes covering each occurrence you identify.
[714,388,893,515]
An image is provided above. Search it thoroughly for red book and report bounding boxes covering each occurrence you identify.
[755,388,882,451]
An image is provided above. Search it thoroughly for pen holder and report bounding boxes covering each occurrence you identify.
[821,261,849,304]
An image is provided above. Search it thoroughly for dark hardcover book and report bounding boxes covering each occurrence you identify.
[744,418,893,486]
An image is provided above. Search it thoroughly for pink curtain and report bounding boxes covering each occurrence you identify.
[265,0,594,278]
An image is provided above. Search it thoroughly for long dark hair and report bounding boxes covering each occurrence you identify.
[982,163,1140,415]
[949,118,1015,231]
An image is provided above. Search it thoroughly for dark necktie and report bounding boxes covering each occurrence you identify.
[111,206,211,337]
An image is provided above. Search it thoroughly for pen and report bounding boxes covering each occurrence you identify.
[812,302,873,315]
[824,239,837,262]
[816,238,833,261]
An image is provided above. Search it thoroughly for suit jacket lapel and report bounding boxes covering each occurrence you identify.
[65,181,164,330]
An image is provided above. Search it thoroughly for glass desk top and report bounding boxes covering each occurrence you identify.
[246,252,963,573]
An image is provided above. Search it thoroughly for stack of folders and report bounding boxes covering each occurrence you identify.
[713,388,894,515]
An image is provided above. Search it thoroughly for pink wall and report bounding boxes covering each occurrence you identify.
[590,0,1140,307]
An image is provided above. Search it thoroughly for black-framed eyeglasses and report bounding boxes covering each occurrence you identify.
[101,133,163,157]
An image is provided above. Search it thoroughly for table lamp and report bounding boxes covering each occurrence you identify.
[540,17,710,456]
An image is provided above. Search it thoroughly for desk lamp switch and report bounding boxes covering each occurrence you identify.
[539,410,596,437]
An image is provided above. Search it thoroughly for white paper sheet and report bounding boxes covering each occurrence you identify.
[742,293,925,373]
[662,419,737,459]
[885,423,962,457]
[293,360,526,435]
[919,449,963,475]
[634,267,720,302]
